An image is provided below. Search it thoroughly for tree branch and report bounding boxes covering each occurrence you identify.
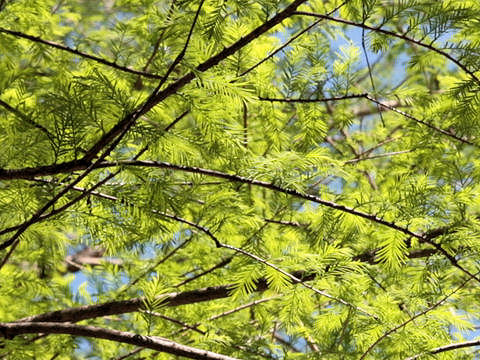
[0,159,425,242]
[0,28,163,79]
[13,246,439,326]
[98,160,426,240]
[239,1,347,77]
[258,93,367,103]
[293,11,480,84]
[344,149,413,164]
[82,0,310,162]
[0,322,239,360]
[365,95,474,146]
[406,339,480,360]
[155,0,205,90]
[15,285,234,323]
[359,271,478,360]
[0,98,53,139]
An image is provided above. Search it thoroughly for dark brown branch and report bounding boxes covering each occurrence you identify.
[0,322,238,360]
[0,159,424,241]
[293,11,480,84]
[0,28,163,79]
[141,0,177,73]
[14,246,437,326]
[258,93,367,103]
[82,0,309,162]
[238,1,347,77]
[16,285,235,323]
[97,160,426,240]
[365,95,475,146]
[164,109,189,131]
[406,340,480,360]
[0,99,53,139]
[264,218,307,227]
[155,0,205,90]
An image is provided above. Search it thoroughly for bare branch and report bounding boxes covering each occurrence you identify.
[0,322,239,360]
[406,339,480,360]
[258,93,367,103]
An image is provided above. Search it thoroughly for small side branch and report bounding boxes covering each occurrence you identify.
[359,272,478,360]
[0,99,53,139]
[406,339,480,360]
[0,28,162,79]
[258,93,367,103]
[292,12,480,84]
[0,322,239,360]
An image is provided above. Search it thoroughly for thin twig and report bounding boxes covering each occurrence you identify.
[360,4,385,126]
[0,99,53,139]
[359,271,479,360]
[141,311,206,335]
[293,11,480,84]
[406,339,480,360]
[344,149,413,164]
[155,0,205,91]
[124,237,193,291]
[218,242,378,319]
[239,1,347,77]
[0,28,163,79]
[174,257,233,288]
[365,95,474,146]
[258,93,366,103]
[172,296,281,335]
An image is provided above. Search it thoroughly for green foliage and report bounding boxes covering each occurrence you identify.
[1,0,480,359]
